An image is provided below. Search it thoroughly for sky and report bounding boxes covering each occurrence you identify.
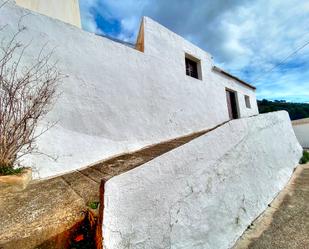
[79,0,309,103]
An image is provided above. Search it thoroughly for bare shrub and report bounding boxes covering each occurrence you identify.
[0,23,61,170]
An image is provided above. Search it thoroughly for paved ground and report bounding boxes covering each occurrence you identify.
[0,124,223,249]
[233,163,309,249]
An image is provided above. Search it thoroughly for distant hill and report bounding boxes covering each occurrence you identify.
[258,99,309,121]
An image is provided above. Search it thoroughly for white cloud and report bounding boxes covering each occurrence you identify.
[79,0,102,34]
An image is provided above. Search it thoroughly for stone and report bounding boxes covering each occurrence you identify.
[0,167,32,193]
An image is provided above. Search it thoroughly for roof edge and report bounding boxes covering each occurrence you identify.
[213,66,256,90]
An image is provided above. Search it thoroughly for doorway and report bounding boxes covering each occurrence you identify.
[226,89,239,119]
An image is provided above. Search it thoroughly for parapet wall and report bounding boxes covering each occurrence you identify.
[103,111,302,249]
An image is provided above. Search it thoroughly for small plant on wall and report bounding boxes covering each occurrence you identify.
[300,150,309,165]
[0,22,61,175]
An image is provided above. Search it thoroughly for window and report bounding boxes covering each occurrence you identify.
[245,95,251,108]
[185,58,198,78]
[185,54,202,80]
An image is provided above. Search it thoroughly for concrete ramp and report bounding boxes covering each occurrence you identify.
[0,120,226,249]
[102,111,302,249]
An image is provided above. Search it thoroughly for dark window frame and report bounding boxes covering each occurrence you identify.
[185,54,202,80]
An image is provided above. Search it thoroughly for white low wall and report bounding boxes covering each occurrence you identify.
[0,2,258,179]
[103,111,302,249]
[292,119,309,149]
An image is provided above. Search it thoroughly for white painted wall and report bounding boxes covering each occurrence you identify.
[0,2,258,179]
[15,0,81,27]
[103,111,302,249]
[293,119,309,148]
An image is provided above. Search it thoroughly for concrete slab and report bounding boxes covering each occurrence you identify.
[0,177,85,249]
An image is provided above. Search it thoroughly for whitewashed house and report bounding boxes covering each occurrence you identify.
[1,2,304,249]
[2,0,258,178]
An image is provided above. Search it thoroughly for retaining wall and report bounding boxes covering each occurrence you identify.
[103,111,302,249]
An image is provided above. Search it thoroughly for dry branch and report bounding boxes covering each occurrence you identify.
[0,24,61,169]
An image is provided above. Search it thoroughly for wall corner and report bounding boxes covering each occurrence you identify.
[135,17,145,52]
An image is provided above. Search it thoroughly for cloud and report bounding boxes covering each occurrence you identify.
[79,0,103,34]
[79,0,309,102]
[80,0,148,40]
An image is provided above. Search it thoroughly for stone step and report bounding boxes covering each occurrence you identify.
[0,178,85,249]
[79,167,107,184]
[61,171,100,204]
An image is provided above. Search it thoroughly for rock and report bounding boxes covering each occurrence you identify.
[0,168,32,193]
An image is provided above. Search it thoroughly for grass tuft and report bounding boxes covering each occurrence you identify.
[300,150,309,164]
[87,201,99,210]
[0,166,25,176]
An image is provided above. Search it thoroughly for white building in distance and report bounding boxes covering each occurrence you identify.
[292,118,309,149]
[2,1,258,178]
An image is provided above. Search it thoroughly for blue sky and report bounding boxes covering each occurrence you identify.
[79,0,309,103]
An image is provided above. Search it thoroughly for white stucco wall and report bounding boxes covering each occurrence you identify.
[293,120,309,148]
[15,0,81,27]
[0,2,258,179]
[103,111,302,249]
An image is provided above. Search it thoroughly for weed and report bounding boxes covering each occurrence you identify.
[0,166,25,176]
[87,201,99,210]
[300,150,309,164]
